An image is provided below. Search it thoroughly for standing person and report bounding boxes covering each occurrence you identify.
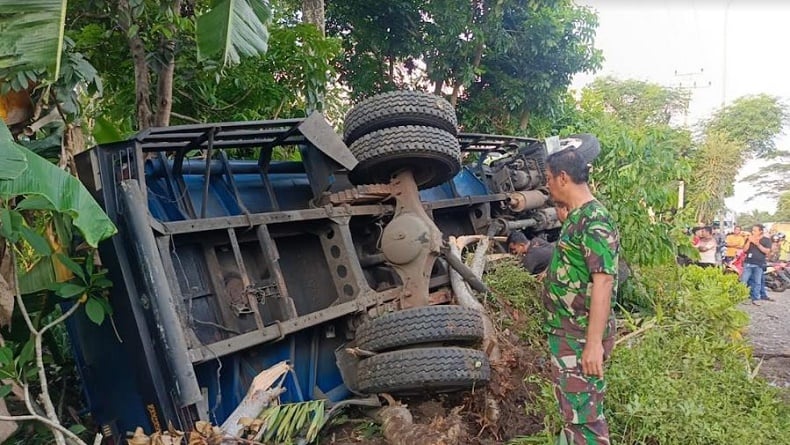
[543,148,619,445]
[694,227,718,267]
[779,233,790,262]
[724,226,746,264]
[741,224,773,305]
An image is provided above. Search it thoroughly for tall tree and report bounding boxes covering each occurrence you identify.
[702,94,787,157]
[737,209,774,228]
[582,76,691,127]
[685,132,742,222]
[774,191,790,222]
[302,0,325,35]
[326,0,602,133]
[691,94,787,207]
[740,159,790,202]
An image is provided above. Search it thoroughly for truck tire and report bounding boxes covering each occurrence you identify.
[356,347,490,394]
[348,125,461,189]
[355,306,484,352]
[343,91,457,145]
[557,134,601,164]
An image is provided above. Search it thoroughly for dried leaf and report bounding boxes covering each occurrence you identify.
[127,426,150,445]
[0,245,15,327]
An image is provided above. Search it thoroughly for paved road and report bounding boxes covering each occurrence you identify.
[741,289,790,389]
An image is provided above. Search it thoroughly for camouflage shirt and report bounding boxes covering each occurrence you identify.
[543,200,619,339]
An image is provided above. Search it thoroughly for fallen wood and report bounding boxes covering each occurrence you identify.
[375,394,464,445]
[221,361,290,437]
[447,236,500,362]
[441,244,490,294]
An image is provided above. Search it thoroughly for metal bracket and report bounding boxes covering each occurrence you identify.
[380,170,443,309]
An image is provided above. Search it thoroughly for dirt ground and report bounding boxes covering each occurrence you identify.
[741,289,790,393]
[322,295,550,445]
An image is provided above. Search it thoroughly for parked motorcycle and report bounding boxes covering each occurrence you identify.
[725,250,790,292]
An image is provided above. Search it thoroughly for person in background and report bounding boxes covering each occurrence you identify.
[724,226,746,264]
[543,148,619,445]
[507,231,555,275]
[741,224,774,305]
[694,226,717,268]
[779,233,790,262]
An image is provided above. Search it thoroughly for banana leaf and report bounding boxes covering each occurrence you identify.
[196,0,272,67]
[0,140,26,180]
[0,0,68,82]
[0,119,116,247]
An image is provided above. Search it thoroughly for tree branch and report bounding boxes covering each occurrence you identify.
[11,251,68,445]
[0,414,86,445]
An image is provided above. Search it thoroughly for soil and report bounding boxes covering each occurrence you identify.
[741,289,790,395]
[322,294,551,444]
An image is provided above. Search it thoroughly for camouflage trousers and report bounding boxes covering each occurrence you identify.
[548,334,615,445]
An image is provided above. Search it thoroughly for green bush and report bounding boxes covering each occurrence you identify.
[484,260,546,351]
[607,327,789,444]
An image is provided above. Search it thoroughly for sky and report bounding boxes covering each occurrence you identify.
[571,0,790,216]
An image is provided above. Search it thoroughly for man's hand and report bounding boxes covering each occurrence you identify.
[581,341,605,378]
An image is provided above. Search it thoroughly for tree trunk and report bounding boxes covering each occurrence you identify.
[519,109,530,131]
[118,0,153,130]
[153,1,182,127]
[302,0,325,36]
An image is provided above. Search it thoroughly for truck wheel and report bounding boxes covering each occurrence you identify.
[356,347,490,394]
[355,306,484,352]
[557,134,601,164]
[348,125,461,189]
[343,91,457,145]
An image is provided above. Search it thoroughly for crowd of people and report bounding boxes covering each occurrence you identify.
[691,224,788,305]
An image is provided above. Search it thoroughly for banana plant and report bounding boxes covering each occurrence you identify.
[1,117,116,303]
[0,0,272,90]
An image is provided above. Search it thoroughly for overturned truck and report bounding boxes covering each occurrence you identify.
[69,91,597,441]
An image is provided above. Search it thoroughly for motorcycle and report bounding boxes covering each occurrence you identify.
[725,250,790,292]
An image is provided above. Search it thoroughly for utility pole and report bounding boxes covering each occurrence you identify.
[722,0,733,107]
[673,68,711,126]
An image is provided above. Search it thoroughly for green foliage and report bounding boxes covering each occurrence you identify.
[685,132,743,223]
[564,83,693,266]
[459,0,602,132]
[484,260,545,351]
[603,266,788,445]
[0,120,117,247]
[607,327,789,444]
[703,94,787,158]
[327,0,602,133]
[584,76,691,127]
[196,0,272,67]
[178,21,343,123]
[515,264,790,445]
[736,209,774,228]
[774,191,790,221]
[48,250,113,325]
[0,0,68,89]
[258,399,326,444]
[68,0,342,129]
[740,155,790,202]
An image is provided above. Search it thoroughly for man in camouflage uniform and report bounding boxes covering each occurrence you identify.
[543,148,620,445]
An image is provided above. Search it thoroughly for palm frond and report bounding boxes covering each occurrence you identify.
[255,399,327,444]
